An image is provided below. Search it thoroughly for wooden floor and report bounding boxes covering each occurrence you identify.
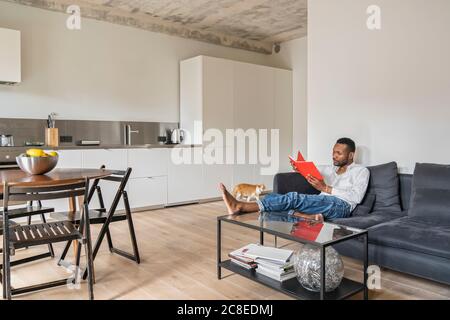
[3,201,450,300]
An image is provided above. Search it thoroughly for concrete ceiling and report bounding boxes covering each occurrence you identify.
[5,0,307,54]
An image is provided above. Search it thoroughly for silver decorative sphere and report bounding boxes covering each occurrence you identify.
[293,244,344,292]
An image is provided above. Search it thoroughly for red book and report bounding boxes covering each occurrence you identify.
[295,151,305,161]
[291,220,324,241]
[289,151,323,180]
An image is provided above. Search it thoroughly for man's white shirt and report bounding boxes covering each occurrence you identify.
[317,163,370,211]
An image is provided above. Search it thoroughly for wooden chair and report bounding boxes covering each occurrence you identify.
[53,167,140,270]
[0,200,55,265]
[1,179,95,300]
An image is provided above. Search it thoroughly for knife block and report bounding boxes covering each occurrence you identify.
[45,128,59,147]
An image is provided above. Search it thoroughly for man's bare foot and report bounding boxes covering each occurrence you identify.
[219,183,241,215]
[293,212,324,222]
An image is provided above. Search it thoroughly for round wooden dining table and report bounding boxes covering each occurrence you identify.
[0,168,112,192]
[0,167,112,213]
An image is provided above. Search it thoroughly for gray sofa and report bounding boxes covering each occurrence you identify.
[273,162,450,285]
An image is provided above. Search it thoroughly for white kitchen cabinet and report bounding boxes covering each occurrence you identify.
[180,56,234,146]
[254,165,274,191]
[233,61,275,131]
[250,69,293,190]
[232,163,256,188]
[52,150,82,168]
[167,147,203,204]
[202,57,234,147]
[128,176,167,209]
[82,149,127,170]
[180,57,203,145]
[127,148,169,210]
[0,28,21,84]
[127,148,168,178]
[232,62,275,188]
[201,146,233,199]
[232,165,273,193]
[44,148,169,212]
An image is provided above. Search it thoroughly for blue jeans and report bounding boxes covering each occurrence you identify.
[256,192,351,220]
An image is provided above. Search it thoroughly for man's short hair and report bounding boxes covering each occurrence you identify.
[336,137,356,153]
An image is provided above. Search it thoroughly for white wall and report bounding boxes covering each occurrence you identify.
[309,0,450,173]
[270,37,308,157]
[0,1,277,122]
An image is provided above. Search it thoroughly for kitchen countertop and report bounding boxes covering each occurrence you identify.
[0,144,203,152]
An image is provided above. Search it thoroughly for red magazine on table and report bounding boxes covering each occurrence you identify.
[291,220,324,241]
[289,151,323,180]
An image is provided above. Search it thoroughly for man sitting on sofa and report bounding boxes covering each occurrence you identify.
[219,138,370,221]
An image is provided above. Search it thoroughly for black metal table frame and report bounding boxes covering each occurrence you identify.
[217,215,369,300]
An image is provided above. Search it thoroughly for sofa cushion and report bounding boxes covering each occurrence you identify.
[369,216,450,260]
[399,174,413,211]
[330,210,406,230]
[367,162,402,213]
[409,163,450,225]
[409,188,450,225]
[351,193,376,216]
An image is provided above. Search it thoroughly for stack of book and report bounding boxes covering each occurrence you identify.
[229,244,296,282]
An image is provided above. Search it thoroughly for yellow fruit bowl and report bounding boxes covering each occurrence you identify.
[16,151,59,175]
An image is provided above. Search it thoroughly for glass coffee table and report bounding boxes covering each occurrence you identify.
[217,211,368,300]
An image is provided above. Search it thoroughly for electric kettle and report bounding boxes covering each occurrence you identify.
[170,129,185,144]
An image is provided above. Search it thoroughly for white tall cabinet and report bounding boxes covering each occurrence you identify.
[180,56,293,192]
[0,28,21,84]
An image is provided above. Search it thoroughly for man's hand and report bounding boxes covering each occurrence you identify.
[306,174,328,193]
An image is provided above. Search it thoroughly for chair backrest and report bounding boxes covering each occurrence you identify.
[2,179,89,210]
[87,166,132,213]
[100,169,131,186]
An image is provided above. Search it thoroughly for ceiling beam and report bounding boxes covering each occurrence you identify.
[265,26,307,44]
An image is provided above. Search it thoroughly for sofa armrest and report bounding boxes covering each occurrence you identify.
[273,172,320,195]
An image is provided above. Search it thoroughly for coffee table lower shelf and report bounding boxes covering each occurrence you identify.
[220,260,364,300]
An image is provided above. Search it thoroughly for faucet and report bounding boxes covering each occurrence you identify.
[124,124,139,145]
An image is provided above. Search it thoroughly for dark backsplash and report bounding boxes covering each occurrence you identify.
[0,118,178,147]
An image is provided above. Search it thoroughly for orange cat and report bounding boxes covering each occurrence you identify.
[232,183,266,201]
